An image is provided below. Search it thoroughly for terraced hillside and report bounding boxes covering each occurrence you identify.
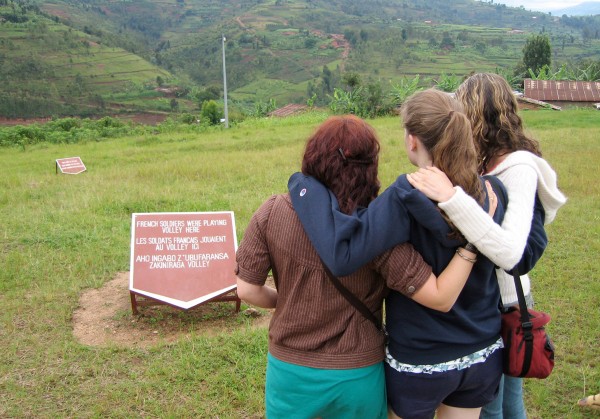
[1,0,599,119]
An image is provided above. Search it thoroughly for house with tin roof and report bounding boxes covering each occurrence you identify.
[523,79,600,109]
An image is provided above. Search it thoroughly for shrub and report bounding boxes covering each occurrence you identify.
[389,75,422,107]
[434,73,462,92]
[178,113,199,124]
[200,100,223,125]
[49,117,82,132]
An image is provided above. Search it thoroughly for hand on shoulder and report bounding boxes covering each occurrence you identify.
[407,166,456,203]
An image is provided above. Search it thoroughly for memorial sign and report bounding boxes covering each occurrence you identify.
[129,211,239,313]
[56,157,86,174]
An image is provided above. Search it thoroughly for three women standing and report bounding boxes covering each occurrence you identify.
[236,114,483,419]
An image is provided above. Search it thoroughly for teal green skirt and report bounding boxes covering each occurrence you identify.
[265,352,386,419]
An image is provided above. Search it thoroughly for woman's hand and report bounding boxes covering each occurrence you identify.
[407,166,455,202]
[485,180,497,217]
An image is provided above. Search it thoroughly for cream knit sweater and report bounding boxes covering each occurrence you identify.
[438,151,567,305]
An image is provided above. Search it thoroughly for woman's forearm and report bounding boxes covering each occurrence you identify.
[236,278,277,309]
[411,247,477,312]
[408,165,539,270]
[439,184,534,270]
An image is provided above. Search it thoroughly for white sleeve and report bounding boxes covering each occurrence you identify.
[438,165,537,270]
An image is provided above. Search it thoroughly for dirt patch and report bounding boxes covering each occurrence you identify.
[72,272,273,348]
[0,113,169,127]
[0,116,52,126]
[120,112,170,125]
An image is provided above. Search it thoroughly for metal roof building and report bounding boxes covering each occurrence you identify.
[524,79,600,106]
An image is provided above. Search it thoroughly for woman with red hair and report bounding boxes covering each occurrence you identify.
[235,115,480,419]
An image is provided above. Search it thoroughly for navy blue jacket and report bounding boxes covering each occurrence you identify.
[287,172,546,364]
[288,173,546,276]
[492,176,547,275]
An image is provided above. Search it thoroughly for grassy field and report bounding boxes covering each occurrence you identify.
[0,109,598,417]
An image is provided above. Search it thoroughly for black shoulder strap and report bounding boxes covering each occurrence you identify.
[320,259,382,331]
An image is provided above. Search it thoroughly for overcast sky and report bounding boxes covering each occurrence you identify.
[496,0,600,12]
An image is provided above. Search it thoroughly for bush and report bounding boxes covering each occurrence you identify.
[0,116,135,148]
[178,113,199,124]
[434,73,462,92]
[329,83,394,119]
[389,75,422,107]
[200,100,223,125]
[49,117,82,132]
[15,125,46,146]
[95,116,125,128]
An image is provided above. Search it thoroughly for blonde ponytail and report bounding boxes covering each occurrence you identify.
[401,89,484,236]
[433,108,483,204]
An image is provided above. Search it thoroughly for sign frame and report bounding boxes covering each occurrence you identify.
[129,211,241,314]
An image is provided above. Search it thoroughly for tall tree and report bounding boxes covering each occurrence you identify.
[522,34,551,75]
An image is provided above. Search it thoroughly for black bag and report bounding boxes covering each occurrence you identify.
[500,268,555,378]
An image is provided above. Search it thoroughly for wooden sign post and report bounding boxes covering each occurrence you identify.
[129,212,240,314]
[56,157,86,174]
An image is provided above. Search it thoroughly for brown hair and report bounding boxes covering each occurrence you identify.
[455,73,542,173]
[302,115,380,214]
[402,88,484,204]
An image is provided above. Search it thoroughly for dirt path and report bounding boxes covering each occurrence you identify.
[72,272,273,348]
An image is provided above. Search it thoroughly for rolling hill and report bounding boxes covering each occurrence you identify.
[0,1,189,119]
[1,0,599,120]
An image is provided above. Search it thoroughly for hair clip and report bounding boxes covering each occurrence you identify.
[339,147,374,166]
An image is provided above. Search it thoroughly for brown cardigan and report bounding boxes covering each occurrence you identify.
[235,194,431,369]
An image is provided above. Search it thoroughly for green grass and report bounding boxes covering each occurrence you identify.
[515,108,600,418]
[0,109,598,417]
